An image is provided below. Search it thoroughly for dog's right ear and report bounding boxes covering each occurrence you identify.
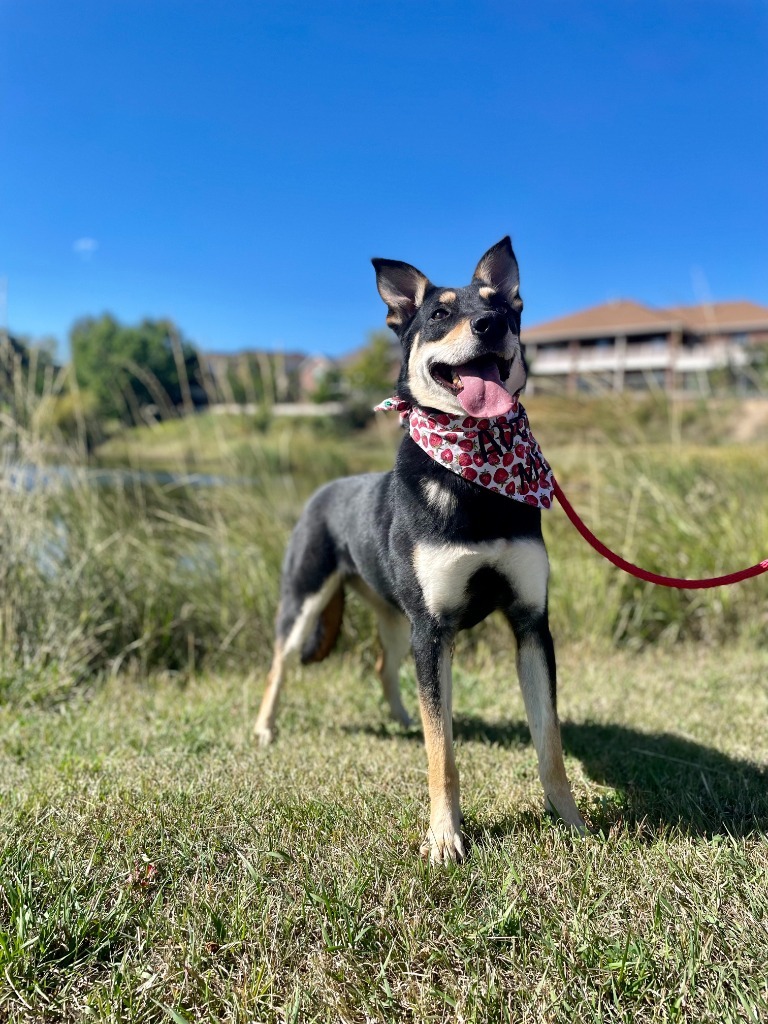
[371,258,431,335]
[472,236,523,314]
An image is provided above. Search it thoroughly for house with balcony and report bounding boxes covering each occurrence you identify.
[522,299,768,394]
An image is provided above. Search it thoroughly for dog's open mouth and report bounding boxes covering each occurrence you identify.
[430,354,515,417]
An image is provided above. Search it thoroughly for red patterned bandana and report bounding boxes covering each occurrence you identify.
[374,396,554,509]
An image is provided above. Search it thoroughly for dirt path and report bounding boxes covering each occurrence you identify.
[731,398,768,442]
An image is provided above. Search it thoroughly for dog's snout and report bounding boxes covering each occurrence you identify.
[470,312,506,344]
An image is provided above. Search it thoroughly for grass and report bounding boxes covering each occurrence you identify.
[3,419,767,688]
[1,643,767,1021]
[96,410,400,479]
[94,392,768,473]
[2,384,768,1020]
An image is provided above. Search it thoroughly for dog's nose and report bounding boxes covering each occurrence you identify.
[470,312,506,344]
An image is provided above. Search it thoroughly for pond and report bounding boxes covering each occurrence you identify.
[1,464,254,491]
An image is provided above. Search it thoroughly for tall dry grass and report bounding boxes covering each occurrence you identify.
[546,442,768,647]
[1,344,766,696]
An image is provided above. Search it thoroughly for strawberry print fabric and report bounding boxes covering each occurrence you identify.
[374,396,553,509]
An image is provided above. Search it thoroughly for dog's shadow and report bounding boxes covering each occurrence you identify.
[347,715,768,838]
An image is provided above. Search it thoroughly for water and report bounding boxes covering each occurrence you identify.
[1,464,254,491]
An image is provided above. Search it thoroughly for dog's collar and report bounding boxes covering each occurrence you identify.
[374,397,553,509]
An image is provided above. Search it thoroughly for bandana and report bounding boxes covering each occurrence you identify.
[374,396,554,509]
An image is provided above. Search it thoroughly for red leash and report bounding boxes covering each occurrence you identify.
[551,477,768,590]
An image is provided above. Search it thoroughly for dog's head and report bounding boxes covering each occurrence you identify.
[372,237,526,418]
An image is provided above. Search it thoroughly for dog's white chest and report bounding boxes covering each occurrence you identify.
[412,539,549,617]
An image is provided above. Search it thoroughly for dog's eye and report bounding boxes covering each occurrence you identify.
[430,308,450,322]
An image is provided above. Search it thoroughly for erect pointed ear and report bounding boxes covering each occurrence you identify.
[371,258,431,334]
[472,236,522,313]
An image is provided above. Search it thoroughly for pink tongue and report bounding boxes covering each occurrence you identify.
[455,360,515,418]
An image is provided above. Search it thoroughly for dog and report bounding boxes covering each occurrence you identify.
[254,237,586,863]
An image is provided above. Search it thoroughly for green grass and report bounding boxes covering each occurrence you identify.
[3,408,768,686]
[2,389,768,1020]
[96,410,401,479]
[1,644,767,1021]
[93,392,765,473]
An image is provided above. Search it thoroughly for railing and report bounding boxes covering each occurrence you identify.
[530,342,746,375]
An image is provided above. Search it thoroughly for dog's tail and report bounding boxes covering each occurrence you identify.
[300,583,345,664]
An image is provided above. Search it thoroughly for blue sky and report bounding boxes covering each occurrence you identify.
[1,1,766,357]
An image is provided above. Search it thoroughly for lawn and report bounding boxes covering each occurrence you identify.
[2,395,768,1021]
[1,642,767,1022]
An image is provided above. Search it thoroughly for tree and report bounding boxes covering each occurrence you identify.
[343,330,399,400]
[70,315,205,423]
[311,365,345,403]
[0,333,59,401]
[0,333,62,439]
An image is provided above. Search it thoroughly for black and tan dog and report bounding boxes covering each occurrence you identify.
[255,238,586,863]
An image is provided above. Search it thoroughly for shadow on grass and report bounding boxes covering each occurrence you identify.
[467,716,768,837]
[345,716,768,838]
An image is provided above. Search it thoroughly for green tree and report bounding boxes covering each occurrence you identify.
[311,366,345,403]
[70,315,204,423]
[343,330,399,399]
[746,343,768,392]
[0,333,59,401]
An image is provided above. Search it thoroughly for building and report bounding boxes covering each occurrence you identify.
[522,299,768,394]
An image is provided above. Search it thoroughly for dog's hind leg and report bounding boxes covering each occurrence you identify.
[254,637,288,747]
[347,576,412,728]
[375,610,412,728]
[507,608,586,833]
[254,571,342,746]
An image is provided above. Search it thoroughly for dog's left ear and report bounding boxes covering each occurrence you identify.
[371,258,431,335]
[472,237,523,313]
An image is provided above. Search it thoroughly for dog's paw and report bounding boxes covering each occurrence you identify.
[391,705,413,729]
[253,723,274,746]
[419,824,467,865]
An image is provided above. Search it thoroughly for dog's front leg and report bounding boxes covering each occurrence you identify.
[411,620,465,864]
[509,610,587,833]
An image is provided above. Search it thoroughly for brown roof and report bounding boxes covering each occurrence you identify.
[661,301,768,332]
[523,298,768,344]
[522,299,680,343]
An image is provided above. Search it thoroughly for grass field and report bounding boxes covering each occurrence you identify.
[1,643,767,1022]
[94,393,768,473]
[2,395,768,1021]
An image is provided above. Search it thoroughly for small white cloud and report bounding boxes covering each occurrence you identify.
[73,237,99,259]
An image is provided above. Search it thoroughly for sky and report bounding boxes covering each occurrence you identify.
[1,0,767,358]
